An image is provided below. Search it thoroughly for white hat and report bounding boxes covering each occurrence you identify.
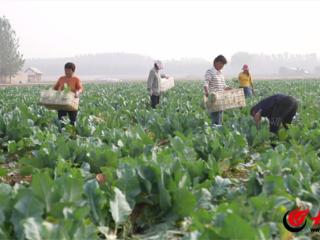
[155,60,164,70]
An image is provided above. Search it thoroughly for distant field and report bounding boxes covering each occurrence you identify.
[0,80,319,239]
[1,77,320,88]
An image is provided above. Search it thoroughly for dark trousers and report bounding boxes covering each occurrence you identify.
[151,95,160,109]
[58,110,78,126]
[268,97,298,133]
[210,111,223,125]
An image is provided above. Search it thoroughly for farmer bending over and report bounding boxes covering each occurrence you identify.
[251,94,298,133]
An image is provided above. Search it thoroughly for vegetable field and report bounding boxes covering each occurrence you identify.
[0,79,319,240]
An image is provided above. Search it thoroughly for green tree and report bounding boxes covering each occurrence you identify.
[0,16,24,83]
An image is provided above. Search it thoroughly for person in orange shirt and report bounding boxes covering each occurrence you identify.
[53,62,83,126]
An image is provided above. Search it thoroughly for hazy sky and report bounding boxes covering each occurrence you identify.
[1,0,320,60]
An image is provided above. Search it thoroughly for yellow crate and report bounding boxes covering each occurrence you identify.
[39,90,79,111]
[204,89,246,112]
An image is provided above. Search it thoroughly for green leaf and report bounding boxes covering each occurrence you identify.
[247,173,263,197]
[8,140,17,154]
[11,189,45,239]
[262,176,286,195]
[20,165,34,176]
[221,213,258,239]
[23,217,43,240]
[31,172,57,213]
[173,188,196,218]
[0,168,7,177]
[283,174,301,195]
[212,176,232,198]
[196,188,213,210]
[110,187,132,225]
[0,183,12,225]
[84,179,107,226]
[13,190,44,218]
[116,164,141,204]
[0,227,10,239]
[158,168,172,212]
[23,217,66,240]
[311,182,320,198]
[58,176,83,203]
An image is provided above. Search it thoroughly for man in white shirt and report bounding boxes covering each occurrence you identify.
[204,55,231,126]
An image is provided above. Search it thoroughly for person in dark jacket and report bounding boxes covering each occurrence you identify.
[250,94,298,133]
[147,60,163,109]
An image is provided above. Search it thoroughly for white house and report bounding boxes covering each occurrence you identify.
[25,67,42,83]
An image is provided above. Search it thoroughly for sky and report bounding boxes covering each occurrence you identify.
[1,0,320,61]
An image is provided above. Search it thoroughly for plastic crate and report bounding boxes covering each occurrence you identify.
[204,88,246,112]
[39,89,79,111]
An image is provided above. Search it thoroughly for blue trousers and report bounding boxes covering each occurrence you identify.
[242,87,253,98]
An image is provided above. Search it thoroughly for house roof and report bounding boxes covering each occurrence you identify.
[25,67,42,74]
